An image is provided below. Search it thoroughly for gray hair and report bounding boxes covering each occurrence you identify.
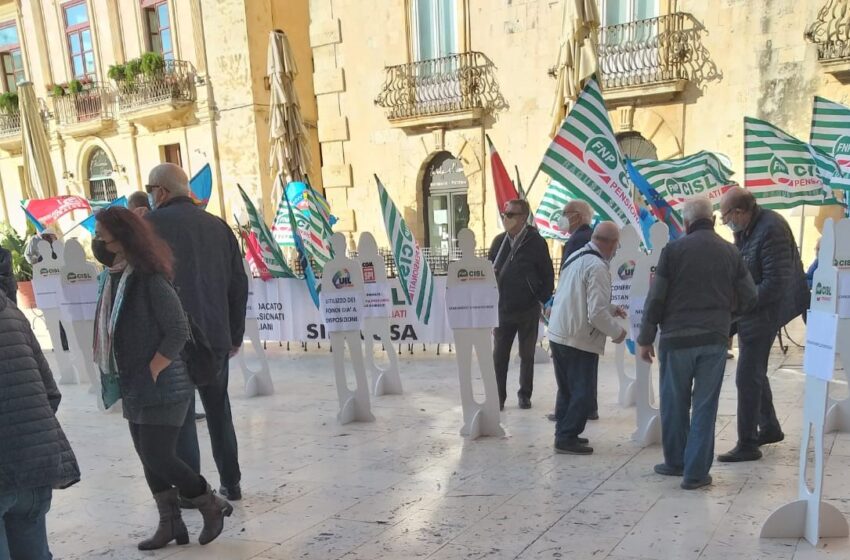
[565,200,593,224]
[148,163,190,197]
[681,197,713,224]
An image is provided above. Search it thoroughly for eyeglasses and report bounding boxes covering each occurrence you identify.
[720,208,737,223]
[501,212,521,219]
[144,184,161,194]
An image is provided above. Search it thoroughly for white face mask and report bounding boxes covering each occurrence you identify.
[557,214,570,233]
[727,221,744,234]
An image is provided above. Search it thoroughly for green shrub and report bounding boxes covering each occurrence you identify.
[51,84,66,97]
[68,79,83,94]
[0,224,32,282]
[107,63,126,82]
[0,91,18,113]
[124,58,142,82]
[140,51,165,76]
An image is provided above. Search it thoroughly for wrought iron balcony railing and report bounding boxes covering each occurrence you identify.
[806,1,850,61]
[54,84,116,126]
[117,59,196,112]
[375,51,504,121]
[0,109,20,137]
[598,12,696,89]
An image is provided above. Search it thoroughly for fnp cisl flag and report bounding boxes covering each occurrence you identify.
[375,175,435,324]
[811,96,850,180]
[630,151,737,211]
[237,185,295,278]
[744,117,844,208]
[540,76,645,245]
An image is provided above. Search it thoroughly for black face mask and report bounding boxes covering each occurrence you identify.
[92,239,116,267]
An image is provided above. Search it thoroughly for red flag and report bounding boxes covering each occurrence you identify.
[240,229,272,281]
[486,134,519,213]
[24,196,91,225]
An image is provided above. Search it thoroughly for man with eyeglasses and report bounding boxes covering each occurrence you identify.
[488,199,554,411]
[716,187,808,463]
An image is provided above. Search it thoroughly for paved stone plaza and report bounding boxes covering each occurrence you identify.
[39,321,850,559]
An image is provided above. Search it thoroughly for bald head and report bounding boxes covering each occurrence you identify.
[148,163,189,208]
[719,186,756,232]
[591,221,620,260]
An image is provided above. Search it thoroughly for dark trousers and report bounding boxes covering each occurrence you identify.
[0,486,52,560]
[736,332,782,448]
[551,341,599,442]
[493,307,539,406]
[129,422,205,497]
[177,356,241,488]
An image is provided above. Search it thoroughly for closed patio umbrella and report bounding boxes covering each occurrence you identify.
[19,81,57,199]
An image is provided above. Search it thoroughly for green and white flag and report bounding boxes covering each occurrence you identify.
[630,151,737,211]
[744,117,844,208]
[811,96,850,185]
[237,185,295,278]
[375,175,435,324]
[534,180,613,240]
[539,76,645,245]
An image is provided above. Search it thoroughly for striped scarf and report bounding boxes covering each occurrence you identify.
[93,263,132,375]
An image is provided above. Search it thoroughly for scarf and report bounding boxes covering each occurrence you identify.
[93,262,132,375]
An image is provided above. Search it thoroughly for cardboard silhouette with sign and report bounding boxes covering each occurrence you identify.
[628,222,669,446]
[826,218,850,433]
[446,229,504,439]
[235,259,274,397]
[357,232,402,396]
[321,233,374,424]
[761,218,848,546]
[609,224,641,407]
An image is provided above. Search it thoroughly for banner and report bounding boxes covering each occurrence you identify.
[539,76,645,245]
[629,151,737,211]
[24,196,90,226]
[744,117,844,209]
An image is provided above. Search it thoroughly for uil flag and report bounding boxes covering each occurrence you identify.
[237,184,295,278]
[539,76,645,245]
[744,117,845,208]
[629,151,737,211]
[375,175,435,324]
[811,97,850,185]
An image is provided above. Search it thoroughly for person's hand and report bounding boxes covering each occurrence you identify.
[612,329,627,344]
[614,306,627,319]
[149,352,171,381]
[229,345,241,358]
[638,344,656,364]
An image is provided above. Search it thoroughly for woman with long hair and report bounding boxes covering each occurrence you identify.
[92,207,232,550]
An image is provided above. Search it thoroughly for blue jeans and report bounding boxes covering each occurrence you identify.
[0,486,53,560]
[551,342,599,443]
[177,355,241,488]
[659,343,727,482]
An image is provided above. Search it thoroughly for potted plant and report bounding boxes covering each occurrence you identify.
[140,51,165,77]
[0,224,34,308]
[107,63,126,82]
[0,91,18,113]
[124,58,142,82]
[68,79,83,95]
[50,84,66,97]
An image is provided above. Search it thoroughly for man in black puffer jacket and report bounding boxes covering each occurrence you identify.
[0,293,80,557]
[717,188,808,463]
[0,247,15,304]
[489,199,554,410]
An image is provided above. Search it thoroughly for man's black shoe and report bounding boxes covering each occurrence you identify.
[587,411,599,420]
[717,445,762,462]
[518,396,532,409]
[654,463,683,476]
[681,475,712,490]
[178,496,198,510]
[554,441,593,455]
[195,413,206,421]
[219,484,242,501]
[546,412,556,422]
[757,431,785,446]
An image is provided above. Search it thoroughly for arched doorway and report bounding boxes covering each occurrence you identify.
[87,147,117,201]
[423,151,469,254]
[616,131,658,161]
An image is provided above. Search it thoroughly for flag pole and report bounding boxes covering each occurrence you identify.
[524,168,542,198]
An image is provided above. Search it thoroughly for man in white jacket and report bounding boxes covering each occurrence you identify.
[548,222,627,455]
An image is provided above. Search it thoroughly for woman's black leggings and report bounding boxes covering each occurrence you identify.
[128,422,206,497]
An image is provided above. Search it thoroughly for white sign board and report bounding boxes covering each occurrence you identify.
[362,280,391,318]
[59,278,99,321]
[445,283,499,329]
[804,309,838,382]
[838,270,850,319]
[629,295,646,342]
[321,289,363,333]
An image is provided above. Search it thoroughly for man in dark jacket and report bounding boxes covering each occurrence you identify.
[717,187,807,463]
[638,198,757,489]
[0,247,15,304]
[147,163,249,501]
[0,293,80,557]
[489,199,555,410]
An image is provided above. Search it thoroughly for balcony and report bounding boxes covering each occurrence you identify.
[806,1,850,82]
[374,51,505,129]
[53,84,116,137]
[0,109,21,152]
[116,60,197,128]
[597,13,705,107]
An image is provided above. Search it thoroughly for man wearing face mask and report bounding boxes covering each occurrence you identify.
[488,199,554,410]
[717,187,808,463]
[548,222,627,454]
[145,163,249,503]
[559,200,594,263]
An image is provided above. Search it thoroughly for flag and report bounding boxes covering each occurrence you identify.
[240,229,272,281]
[486,134,519,212]
[272,178,335,271]
[74,196,128,234]
[539,76,645,244]
[23,195,91,225]
[629,151,737,211]
[237,184,295,278]
[189,164,212,209]
[284,183,320,308]
[375,175,435,324]
[626,160,684,240]
[744,117,845,208]
[21,205,45,233]
[271,180,337,250]
[534,180,579,240]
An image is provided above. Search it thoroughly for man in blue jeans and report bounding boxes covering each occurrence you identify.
[637,198,756,489]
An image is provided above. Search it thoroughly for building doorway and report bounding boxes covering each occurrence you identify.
[87,147,117,201]
[423,151,469,255]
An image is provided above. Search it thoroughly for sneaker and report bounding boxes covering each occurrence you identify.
[681,475,712,490]
[546,412,556,422]
[587,411,599,421]
[654,463,683,476]
[518,396,532,409]
[219,484,242,501]
[554,441,593,455]
[717,445,762,463]
[757,430,785,446]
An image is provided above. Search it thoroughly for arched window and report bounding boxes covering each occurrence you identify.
[616,131,658,161]
[87,147,116,201]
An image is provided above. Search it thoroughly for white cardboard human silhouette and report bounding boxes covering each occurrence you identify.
[321,233,375,424]
[58,239,102,406]
[761,218,848,546]
[825,218,850,433]
[446,229,504,439]
[609,224,641,407]
[31,239,77,384]
[356,232,402,396]
[235,259,274,397]
[628,222,669,446]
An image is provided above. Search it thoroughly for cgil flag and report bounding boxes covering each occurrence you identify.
[375,175,435,325]
[744,117,845,208]
[539,76,645,245]
[237,184,295,278]
[629,151,737,211]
